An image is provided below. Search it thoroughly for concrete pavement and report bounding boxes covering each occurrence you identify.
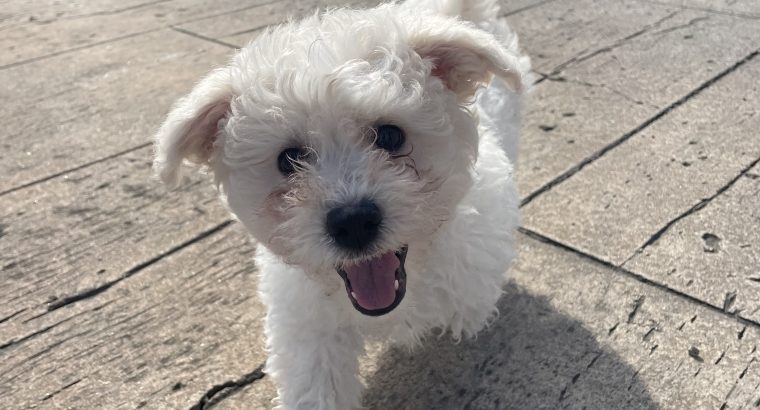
[1,0,758,408]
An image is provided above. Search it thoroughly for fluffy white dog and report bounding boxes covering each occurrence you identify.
[154,0,530,407]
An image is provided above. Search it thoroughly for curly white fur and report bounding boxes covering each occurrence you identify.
[154,0,530,408]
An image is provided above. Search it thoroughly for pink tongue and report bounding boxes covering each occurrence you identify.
[344,251,400,311]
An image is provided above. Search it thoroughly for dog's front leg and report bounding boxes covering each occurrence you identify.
[263,303,364,409]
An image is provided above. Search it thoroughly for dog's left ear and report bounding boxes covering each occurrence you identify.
[153,67,234,187]
[408,18,529,99]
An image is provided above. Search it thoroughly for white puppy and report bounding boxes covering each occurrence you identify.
[154,0,530,407]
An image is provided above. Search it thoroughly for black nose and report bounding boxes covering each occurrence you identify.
[326,200,382,251]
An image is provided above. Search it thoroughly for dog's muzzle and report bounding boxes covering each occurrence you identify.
[337,246,407,316]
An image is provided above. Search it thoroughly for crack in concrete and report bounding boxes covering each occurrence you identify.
[628,296,646,323]
[739,326,747,340]
[724,291,738,313]
[557,383,569,401]
[222,25,267,39]
[595,83,658,110]
[628,368,642,391]
[26,329,93,361]
[621,154,760,264]
[649,16,709,36]
[0,300,115,354]
[586,352,603,369]
[0,143,151,198]
[642,0,760,20]
[502,0,559,17]
[521,48,760,208]
[547,76,659,109]
[37,220,233,314]
[0,29,161,71]
[715,350,726,365]
[169,0,286,27]
[549,11,680,75]
[642,325,658,342]
[739,358,755,379]
[170,26,239,49]
[188,364,266,410]
[40,378,83,401]
[53,0,172,22]
[0,308,28,325]
[0,315,75,351]
[518,227,760,333]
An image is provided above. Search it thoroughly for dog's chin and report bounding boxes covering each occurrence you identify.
[337,246,408,317]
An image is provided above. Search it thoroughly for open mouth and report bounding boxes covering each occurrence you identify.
[337,246,408,316]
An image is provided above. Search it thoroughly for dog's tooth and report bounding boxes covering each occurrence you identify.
[394,280,399,290]
[351,291,357,299]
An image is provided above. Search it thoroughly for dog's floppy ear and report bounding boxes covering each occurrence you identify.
[408,17,529,99]
[153,67,234,187]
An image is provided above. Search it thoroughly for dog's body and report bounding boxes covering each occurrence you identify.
[154,0,529,407]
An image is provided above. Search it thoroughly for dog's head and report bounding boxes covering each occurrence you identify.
[154,5,527,316]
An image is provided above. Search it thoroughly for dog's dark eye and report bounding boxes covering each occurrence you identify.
[277,147,306,176]
[375,124,405,152]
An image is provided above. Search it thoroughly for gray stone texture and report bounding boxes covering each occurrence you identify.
[1,0,270,67]
[0,227,266,409]
[516,5,760,197]
[522,56,760,264]
[506,0,682,72]
[2,0,759,408]
[0,146,230,331]
[652,0,760,18]
[357,236,760,410]
[627,163,760,322]
[0,30,233,192]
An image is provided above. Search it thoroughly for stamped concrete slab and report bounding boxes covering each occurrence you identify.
[517,7,760,198]
[360,234,760,409]
[193,234,760,409]
[561,9,760,110]
[175,0,377,46]
[0,0,270,67]
[522,55,760,264]
[651,0,760,18]
[182,0,549,49]
[0,29,232,193]
[1,0,158,27]
[626,164,760,322]
[506,0,681,72]
[194,0,678,58]
[225,29,272,49]
[0,146,230,336]
[0,226,266,409]
[1,1,758,409]
[517,78,653,197]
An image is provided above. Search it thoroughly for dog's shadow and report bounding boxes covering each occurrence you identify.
[363,283,658,410]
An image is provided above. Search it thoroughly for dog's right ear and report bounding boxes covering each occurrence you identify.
[153,67,234,187]
[407,15,530,100]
